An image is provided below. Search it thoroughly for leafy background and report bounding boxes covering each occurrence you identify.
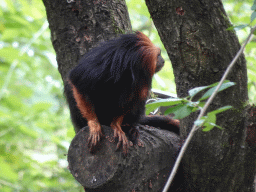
[0,0,255,191]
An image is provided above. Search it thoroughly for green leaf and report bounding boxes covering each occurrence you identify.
[0,157,18,181]
[200,113,216,132]
[189,80,231,98]
[32,101,52,113]
[3,0,16,13]
[145,98,183,115]
[226,26,235,31]
[17,125,39,138]
[0,47,20,63]
[195,106,231,132]
[199,82,236,101]
[165,103,194,119]
[194,119,205,126]
[198,109,226,132]
[252,0,256,10]
[235,24,249,30]
[202,122,216,132]
[251,11,256,23]
[207,113,216,124]
[207,106,233,116]
[197,102,206,108]
[189,86,209,98]
[227,24,248,31]
[4,95,24,110]
[202,122,223,132]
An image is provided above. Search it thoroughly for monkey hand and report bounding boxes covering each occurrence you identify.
[87,122,102,153]
[111,122,129,155]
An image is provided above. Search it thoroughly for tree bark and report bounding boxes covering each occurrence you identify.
[68,125,182,192]
[146,0,256,191]
[42,0,132,82]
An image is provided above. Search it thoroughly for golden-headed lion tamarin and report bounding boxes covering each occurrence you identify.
[66,31,179,154]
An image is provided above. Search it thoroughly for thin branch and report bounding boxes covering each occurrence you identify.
[163,25,256,192]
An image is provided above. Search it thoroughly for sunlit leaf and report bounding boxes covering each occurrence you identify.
[202,122,215,132]
[202,122,223,132]
[189,85,209,97]
[252,0,256,10]
[227,24,248,31]
[17,125,39,138]
[145,98,183,115]
[165,103,194,119]
[251,11,256,23]
[194,119,205,126]
[32,101,52,113]
[199,82,236,101]
[0,157,18,181]
[189,80,231,98]
[207,106,233,116]
[0,47,19,62]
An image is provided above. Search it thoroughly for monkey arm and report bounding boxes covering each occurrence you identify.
[70,82,102,151]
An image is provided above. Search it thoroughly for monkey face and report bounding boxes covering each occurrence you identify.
[155,54,165,73]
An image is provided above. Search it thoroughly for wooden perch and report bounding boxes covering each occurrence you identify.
[68,125,182,192]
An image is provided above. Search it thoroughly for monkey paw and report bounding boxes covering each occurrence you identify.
[88,131,102,153]
[113,129,129,155]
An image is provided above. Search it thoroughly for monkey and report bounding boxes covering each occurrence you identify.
[66,31,179,154]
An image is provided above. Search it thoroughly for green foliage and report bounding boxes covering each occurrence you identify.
[196,106,232,131]
[223,0,256,103]
[146,81,235,131]
[0,0,79,191]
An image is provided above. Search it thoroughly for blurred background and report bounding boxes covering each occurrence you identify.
[0,0,255,191]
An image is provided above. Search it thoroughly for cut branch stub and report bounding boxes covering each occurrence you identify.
[68,125,181,191]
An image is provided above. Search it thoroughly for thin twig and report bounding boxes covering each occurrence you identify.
[162,25,256,192]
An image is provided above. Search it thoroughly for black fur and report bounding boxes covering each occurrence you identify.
[66,32,179,135]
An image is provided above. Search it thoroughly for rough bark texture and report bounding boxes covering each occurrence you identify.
[146,0,256,191]
[42,0,132,83]
[68,125,182,192]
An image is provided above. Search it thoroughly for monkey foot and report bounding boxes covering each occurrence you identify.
[113,128,129,155]
[88,131,102,153]
[128,126,140,144]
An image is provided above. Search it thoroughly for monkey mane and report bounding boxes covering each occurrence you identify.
[68,31,161,125]
[136,31,160,76]
[69,32,159,92]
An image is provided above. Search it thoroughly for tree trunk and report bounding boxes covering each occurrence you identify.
[42,0,132,82]
[146,0,256,191]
